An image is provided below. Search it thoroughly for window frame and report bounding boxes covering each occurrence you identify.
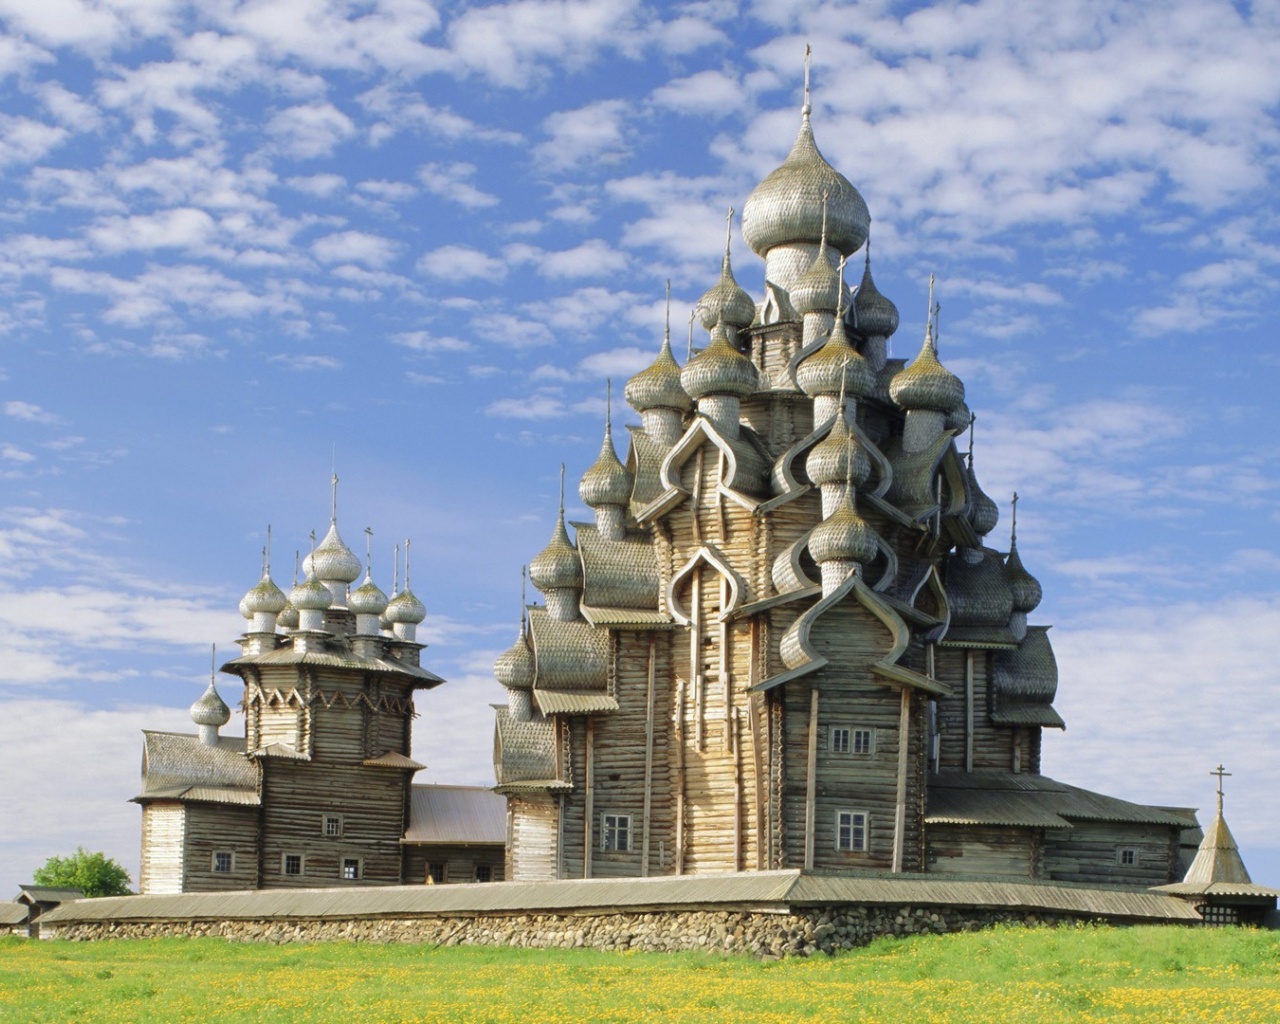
[835,810,870,853]
[1117,846,1139,867]
[853,727,875,756]
[211,850,234,874]
[601,812,632,853]
[427,863,445,884]
[341,857,363,881]
[282,852,305,877]
[474,864,492,883]
[322,814,343,838]
[829,726,851,754]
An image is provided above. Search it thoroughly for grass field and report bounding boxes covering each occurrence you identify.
[3,925,1278,1023]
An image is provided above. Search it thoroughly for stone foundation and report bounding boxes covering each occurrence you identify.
[48,904,1085,958]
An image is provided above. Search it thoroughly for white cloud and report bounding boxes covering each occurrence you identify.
[536,98,631,171]
[504,238,629,279]
[87,207,218,253]
[0,113,68,166]
[265,102,356,158]
[267,353,341,371]
[4,401,60,424]
[417,161,498,209]
[484,392,569,419]
[311,229,399,268]
[1,443,35,463]
[650,68,746,117]
[416,244,506,281]
[393,331,474,354]
[285,173,347,197]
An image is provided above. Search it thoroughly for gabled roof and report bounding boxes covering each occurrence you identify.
[17,886,83,904]
[362,751,426,771]
[575,522,660,611]
[527,608,608,691]
[137,731,258,805]
[927,772,1193,828]
[404,784,506,845]
[222,642,444,686]
[0,902,28,925]
[640,417,772,522]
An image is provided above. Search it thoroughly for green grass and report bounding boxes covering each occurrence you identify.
[2,925,1278,1023]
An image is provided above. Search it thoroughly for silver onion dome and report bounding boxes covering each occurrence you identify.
[290,570,332,612]
[277,600,299,630]
[966,461,1000,537]
[680,321,759,401]
[303,521,362,584]
[889,324,965,414]
[790,237,841,316]
[1005,541,1043,614]
[809,487,878,566]
[349,571,389,616]
[241,573,288,617]
[529,510,583,593]
[853,255,899,338]
[695,216,756,331]
[625,334,692,414]
[189,679,231,728]
[494,626,535,691]
[579,421,633,509]
[807,417,871,490]
[385,586,426,625]
[795,318,875,399]
[741,108,870,259]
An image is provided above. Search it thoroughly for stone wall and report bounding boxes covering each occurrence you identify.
[47,904,1092,958]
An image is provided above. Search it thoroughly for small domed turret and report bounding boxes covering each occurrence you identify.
[626,298,692,447]
[695,209,755,333]
[190,663,231,747]
[967,460,1000,538]
[809,485,879,594]
[290,563,332,631]
[530,468,583,621]
[579,383,634,541]
[1004,494,1042,642]
[853,249,899,340]
[385,538,426,641]
[241,560,287,633]
[806,413,871,507]
[349,556,389,636]
[795,317,874,402]
[680,321,759,402]
[889,321,964,415]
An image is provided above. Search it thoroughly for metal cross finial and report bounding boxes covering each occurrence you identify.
[210,642,216,683]
[687,307,695,360]
[363,526,373,575]
[266,523,273,575]
[724,208,735,258]
[605,378,613,439]
[260,545,268,578]
[926,273,935,325]
[865,235,872,269]
[820,189,829,251]
[292,550,299,586]
[1011,492,1019,545]
[558,463,566,517]
[309,528,316,554]
[393,543,400,595]
[803,43,812,116]
[933,299,942,350]
[835,253,848,318]
[1212,764,1231,814]
[330,470,339,524]
[520,565,528,627]
[664,279,671,344]
[967,412,977,465]
[404,538,412,590]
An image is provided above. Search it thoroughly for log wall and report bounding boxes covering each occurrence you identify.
[181,803,260,891]
[140,803,186,895]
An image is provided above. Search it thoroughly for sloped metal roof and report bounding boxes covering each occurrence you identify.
[928,772,1192,828]
[404,785,506,845]
[41,870,1198,925]
[224,645,444,685]
[18,886,83,904]
[0,902,28,925]
[534,691,619,714]
[139,732,258,803]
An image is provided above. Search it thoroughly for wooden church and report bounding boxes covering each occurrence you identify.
[491,67,1192,886]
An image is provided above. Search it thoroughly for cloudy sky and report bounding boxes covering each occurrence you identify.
[1,0,1277,894]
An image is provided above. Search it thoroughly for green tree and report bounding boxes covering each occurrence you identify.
[33,847,132,898]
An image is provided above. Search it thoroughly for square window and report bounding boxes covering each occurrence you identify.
[602,813,631,852]
[212,851,233,874]
[427,863,445,884]
[853,729,874,756]
[342,858,361,880]
[323,815,342,837]
[283,854,303,876]
[836,811,869,852]
[1118,847,1138,867]
[475,864,492,883]
[829,727,850,754]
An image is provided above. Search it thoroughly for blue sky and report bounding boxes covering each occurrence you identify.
[1,0,1277,894]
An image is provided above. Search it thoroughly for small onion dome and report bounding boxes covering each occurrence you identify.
[303,521,362,584]
[1005,541,1042,614]
[695,252,755,331]
[494,627,535,691]
[277,601,299,630]
[790,241,841,316]
[385,586,426,625]
[807,417,871,490]
[625,335,693,413]
[190,680,231,729]
[809,487,878,566]
[680,321,759,401]
[966,463,1000,537]
[795,318,875,399]
[241,573,287,618]
[854,258,899,338]
[579,426,632,509]
[888,326,965,413]
[741,110,870,258]
[529,512,583,592]
[348,572,389,616]
[290,570,332,612]
[944,399,972,435]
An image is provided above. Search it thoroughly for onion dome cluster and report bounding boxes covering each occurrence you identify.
[625,335,692,414]
[303,521,362,588]
[741,108,870,258]
[795,318,875,399]
[889,325,965,414]
[290,568,332,614]
[349,569,389,618]
[680,321,759,400]
[853,256,899,339]
[385,585,426,627]
[240,571,287,624]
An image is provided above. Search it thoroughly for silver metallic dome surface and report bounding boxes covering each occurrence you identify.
[809,487,878,566]
[966,463,1000,537]
[303,522,363,584]
[290,571,332,612]
[1005,541,1043,613]
[349,573,389,616]
[806,417,871,490]
[853,258,899,338]
[695,252,756,331]
[579,427,633,509]
[241,573,288,616]
[741,113,870,258]
[494,628,535,690]
[625,335,693,413]
[680,322,759,401]
[189,680,231,727]
[276,601,299,629]
[529,513,583,592]
[888,328,965,413]
[385,586,426,625]
[790,240,841,316]
[795,318,874,399]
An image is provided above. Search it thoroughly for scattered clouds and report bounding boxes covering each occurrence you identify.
[536,99,632,171]
[504,238,629,279]
[311,229,399,268]
[416,244,506,281]
[418,162,498,209]
[4,401,60,424]
[265,102,356,158]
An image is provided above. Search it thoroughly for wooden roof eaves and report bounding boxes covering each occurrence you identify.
[667,544,748,625]
[731,585,822,621]
[754,483,813,516]
[872,662,951,696]
[868,531,899,593]
[863,492,928,531]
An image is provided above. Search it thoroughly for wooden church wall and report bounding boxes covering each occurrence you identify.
[926,823,1040,878]
[507,794,559,882]
[181,803,259,892]
[1042,823,1179,887]
[140,802,186,895]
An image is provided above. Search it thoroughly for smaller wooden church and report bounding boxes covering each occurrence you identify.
[134,493,505,894]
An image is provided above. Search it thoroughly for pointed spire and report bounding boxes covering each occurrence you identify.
[558,462,565,519]
[404,537,413,591]
[393,542,400,595]
[724,207,734,259]
[1212,763,1232,817]
[266,524,273,574]
[330,471,338,523]
[803,42,812,117]
[1011,492,1019,545]
[665,278,672,344]
[520,565,528,635]
[363,526,373,577]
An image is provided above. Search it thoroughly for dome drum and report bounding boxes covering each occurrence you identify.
[507,687,533,722]
[594,504,626,542]
[758,244,820,301]
[902,409,947,453]
[696,394,745,440]
[811,392,855,431]
[641,408,684,446]
[543,588,581,622]
[820,559,860,595]
[801,311,835,352]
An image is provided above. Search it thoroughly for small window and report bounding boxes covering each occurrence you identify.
[212,851,233,874]
[836,810,869,852]
[1117,847,1138,867]
[342,858,361,880]
[602,813,631,852]
[323,815,343,837]
[475,864,492,883]
[427,863,445,884]
[829,727,850,754]
[853,728,875,756]
[283,853,304,876]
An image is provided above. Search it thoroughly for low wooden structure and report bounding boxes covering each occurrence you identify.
[15,886,82,938]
